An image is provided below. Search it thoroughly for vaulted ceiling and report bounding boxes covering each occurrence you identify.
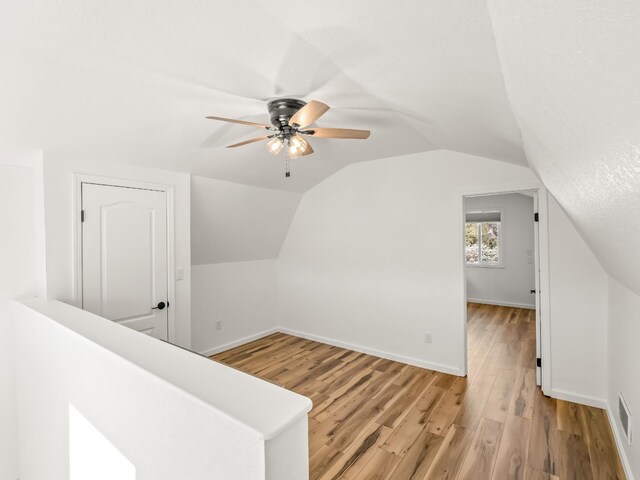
[2,1,639,294]
[0,0,525,192]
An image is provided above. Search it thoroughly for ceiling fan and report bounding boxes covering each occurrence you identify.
[206,98,371,177]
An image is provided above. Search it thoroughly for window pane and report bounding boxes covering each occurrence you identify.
[481,222,500,263]
[465,223,479,263]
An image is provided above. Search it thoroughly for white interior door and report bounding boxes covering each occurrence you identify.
[82,183,168,340]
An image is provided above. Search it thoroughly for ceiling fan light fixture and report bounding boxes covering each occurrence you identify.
[290,134,307,152]
[207,98,371,177]
[266,136,284,155]
[287,141,300,158]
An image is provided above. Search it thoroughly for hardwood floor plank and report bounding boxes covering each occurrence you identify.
[483,368,517,423]
[426,377,468,436]
[557,399,585,436]
[492,414,531,480]
[524,467,560,480]
[423,424,475,479]
[508,367,536,419]
[387,429,444,479]
[453,371,496,430]
[381,385,447,456]
[457,418,503,480]
[319,422,393,480]
[352,449,401,480]
[558,430,594,480]
[527,392,560,476]
[579,405,626,480]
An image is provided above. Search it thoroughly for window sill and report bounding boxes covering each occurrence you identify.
[466,263,504,269]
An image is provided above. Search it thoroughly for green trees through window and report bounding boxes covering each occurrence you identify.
[466,222,500,265]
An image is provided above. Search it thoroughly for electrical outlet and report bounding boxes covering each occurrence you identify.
[216,320,222,331]
[424,332,432,344]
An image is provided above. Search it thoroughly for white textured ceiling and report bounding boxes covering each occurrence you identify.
[488,0,640,295]
[0,0,526,192]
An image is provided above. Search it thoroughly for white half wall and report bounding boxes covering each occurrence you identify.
[42,155,192,347]
[192,259,278,355]
[547,194,607,405]
[278,150,541,375]
[14,299,311,480]
[0,160,39,480]
[465,193,535,308]
[608,277,640,479]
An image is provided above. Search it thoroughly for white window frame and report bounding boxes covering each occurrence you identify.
[465,211,504,268]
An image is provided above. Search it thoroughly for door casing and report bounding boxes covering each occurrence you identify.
[73,174,177,343]
[460,185,551,396]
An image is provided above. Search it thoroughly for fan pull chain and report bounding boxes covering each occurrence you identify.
[285,156,291,178]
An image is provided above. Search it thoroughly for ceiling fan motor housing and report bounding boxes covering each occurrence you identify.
[268,98,307,129]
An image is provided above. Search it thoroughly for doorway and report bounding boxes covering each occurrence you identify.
[463,191,542,386]
[80,182,170,340]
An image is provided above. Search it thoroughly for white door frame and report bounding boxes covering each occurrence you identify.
[460,185,551,395]
[72,174,177,343]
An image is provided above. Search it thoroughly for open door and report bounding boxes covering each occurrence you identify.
[533,194,542,386]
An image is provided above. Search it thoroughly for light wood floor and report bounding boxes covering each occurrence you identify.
[212,303,625,480]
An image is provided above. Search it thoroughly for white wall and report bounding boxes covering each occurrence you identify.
[190,176,300,352]
[14,299,311,480]
[192,259,278,355]
[278,150,541,375]
[608,277,640,478]
[0,151,43,480]
[42,155,192,347]
[547,194,607,405]
[465,193,535,308]
[191,176,301,266]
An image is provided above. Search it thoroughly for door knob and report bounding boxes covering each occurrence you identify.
[153,301,166,310]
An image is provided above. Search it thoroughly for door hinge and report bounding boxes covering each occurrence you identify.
[81,210,85,222]
[534,212,539,222]
[536,358,542,368]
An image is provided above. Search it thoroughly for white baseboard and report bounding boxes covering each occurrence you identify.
[606,401,635,480]
[198,328,278,357]
[549,388,607,409]
[277,327,462,376]
[467,298,535,309]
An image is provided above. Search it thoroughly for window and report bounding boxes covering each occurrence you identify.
[465,211,501,266]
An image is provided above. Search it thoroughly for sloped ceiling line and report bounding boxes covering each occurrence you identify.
[486,0,640,296]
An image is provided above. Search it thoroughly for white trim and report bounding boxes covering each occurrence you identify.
[467,299,535,309]
[549,389,607,409]
[277,327,462,376]
[72,174,178,343]
[606,401,636,480]
[198,328,279,357]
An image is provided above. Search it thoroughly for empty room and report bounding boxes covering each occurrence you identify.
[0,1,638,479]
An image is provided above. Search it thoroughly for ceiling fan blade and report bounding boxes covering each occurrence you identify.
[305,127,370,139]
[206,116,272,129]
[289,100,330,128]
[226,136,270,148]
[301,140,314,156]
